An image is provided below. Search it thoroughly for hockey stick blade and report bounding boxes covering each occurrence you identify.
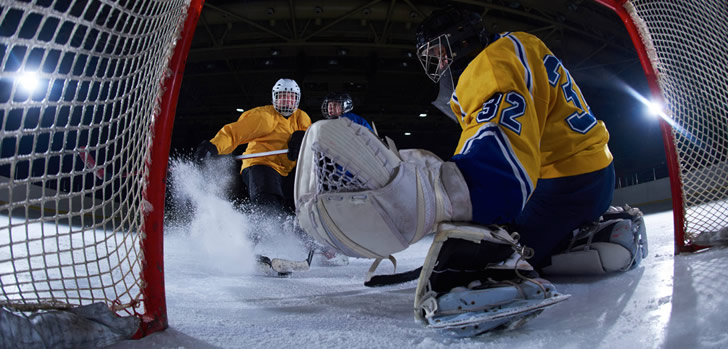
[364,266,422,287]
[256,253,312,277]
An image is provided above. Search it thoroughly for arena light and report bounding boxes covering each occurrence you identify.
[617,80,676,127]
[646,100,663,118]
[18,71,39,92]
[404,132,411,136]
[236,108,245,112]
[615,79,704,146]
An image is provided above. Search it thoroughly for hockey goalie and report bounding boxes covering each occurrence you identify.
[293,6,647,337]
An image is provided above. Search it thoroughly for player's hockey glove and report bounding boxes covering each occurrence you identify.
[194,140,218,163]
[287,130,305,161]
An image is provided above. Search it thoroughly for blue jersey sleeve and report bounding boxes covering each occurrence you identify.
[452,123,534,225]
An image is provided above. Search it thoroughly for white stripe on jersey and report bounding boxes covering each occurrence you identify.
[460,123,533,209]
[505,34,534,98]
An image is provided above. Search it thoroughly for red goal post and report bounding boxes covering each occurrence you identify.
[0,0,204,339]
[595,0,728,253]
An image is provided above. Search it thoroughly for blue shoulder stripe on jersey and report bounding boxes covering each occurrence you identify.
[496,32,512,39]
[451,91,467,122]
[505,34,533,97]
[457,123,533,212]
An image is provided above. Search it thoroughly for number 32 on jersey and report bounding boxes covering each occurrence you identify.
[476,54,597,135]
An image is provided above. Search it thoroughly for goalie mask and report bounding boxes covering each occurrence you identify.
[272,78,301,117]
[321,92,353,119]
[415,7,489,82]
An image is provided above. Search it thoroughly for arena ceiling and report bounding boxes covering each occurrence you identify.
[172,0,652,164]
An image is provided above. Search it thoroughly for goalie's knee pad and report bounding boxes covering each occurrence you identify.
[543,205,648,275]
[294,118,471,259]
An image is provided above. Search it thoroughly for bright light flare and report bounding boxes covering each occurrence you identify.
[18,71,39,92]
[617,79,702,146]
[619,81,676,127]
[646,100,664,118]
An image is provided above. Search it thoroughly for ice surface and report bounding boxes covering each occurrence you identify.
[110,209,728,348]
[9,159,722,349]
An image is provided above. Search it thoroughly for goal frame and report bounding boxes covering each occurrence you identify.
[0,0,204,340]
[139,0,205,336]
[594,0,708,254]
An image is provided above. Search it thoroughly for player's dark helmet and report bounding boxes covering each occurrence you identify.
[415,7,489,82]
[321,92,354,119]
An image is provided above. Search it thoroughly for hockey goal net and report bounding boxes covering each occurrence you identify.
[597,0,728,252]
[0,0,203,339]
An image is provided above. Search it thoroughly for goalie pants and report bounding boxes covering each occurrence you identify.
[511,162,615,269]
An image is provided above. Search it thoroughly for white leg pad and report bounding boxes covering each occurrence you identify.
[543,242,632,275]
[294,119,471,260]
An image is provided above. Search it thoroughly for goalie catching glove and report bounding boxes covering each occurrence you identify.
[293,117,472,260]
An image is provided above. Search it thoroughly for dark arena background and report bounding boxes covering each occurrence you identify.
[170,0,666,199]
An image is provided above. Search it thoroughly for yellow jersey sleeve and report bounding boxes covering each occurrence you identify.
[449,31,612,224]
[210,107,277,155]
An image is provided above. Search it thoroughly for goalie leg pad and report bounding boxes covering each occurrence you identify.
[414,223,569,336]
[543,205,648,275]
[294,119,472,259]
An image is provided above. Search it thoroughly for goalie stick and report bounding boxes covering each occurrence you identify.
[256,249,314,277]
[364,266,423,287]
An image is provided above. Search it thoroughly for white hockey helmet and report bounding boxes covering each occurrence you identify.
[272,78,301,116]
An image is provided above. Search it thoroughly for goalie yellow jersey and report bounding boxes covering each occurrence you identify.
[210,105,311,176]
[450,31,612,224]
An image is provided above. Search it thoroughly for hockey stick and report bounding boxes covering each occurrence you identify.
[234,149,288,160]
[364,266,423,287]
[78,147,138,180]
[78,147,106,180]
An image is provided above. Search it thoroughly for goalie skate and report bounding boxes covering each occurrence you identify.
[422,278,570,337]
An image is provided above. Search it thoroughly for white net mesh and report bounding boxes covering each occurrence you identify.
[313,151,369,194]
[0,0,190,319]
[625,0,728,246]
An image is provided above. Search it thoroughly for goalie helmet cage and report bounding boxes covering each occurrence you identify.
[595,0,728,253]
[0,0,204,339]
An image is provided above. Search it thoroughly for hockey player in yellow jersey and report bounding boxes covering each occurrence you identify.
[195,78,310,217]
[195,78,314,276]
[293,6,646,335]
